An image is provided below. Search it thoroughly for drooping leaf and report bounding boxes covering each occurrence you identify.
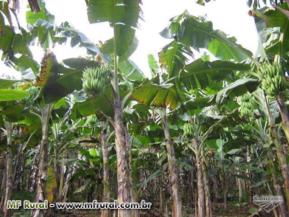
[100,30,138,61]
[86,0,141,27]
[14,55,39,73]
[0,28,34,61]
[159,41,191,77]
[86,0,142,59]
[63,58,99,71]
[161,13,252,61]
[180,59,251,89]
[141,169,161,188]
[12,34,33,57]
[0,89,28,101]
[53,98,68,110]
[73,183,89,194]
[115,27,138,61]
[182,96,213,115]
[254,3,289,55]
[29,20,68,48]
[16,112,41,132]
[26,1,54,25]
[58,23,100,54]
[73,87,114,117]
[0,26,13,53]
[148,54,159,77]
[118,60,144,81]
[216,78,259,104]
[0,79,19,89]
[131,81,179,109]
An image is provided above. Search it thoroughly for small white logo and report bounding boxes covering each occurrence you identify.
[253,195,283,213]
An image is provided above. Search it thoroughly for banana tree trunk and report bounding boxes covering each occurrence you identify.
[0,164,6,208]
[101,127,111,217]
[53,142,59,199]
[114,97,132,217]
[32,104,52,217]
[246,146,252,205]
[194,139,205,217]
[61,161,76,202]
[187,167,194,208]
[162,111,182,217]
[159,175,164,216]
[277,94,289,146]
[265,95,289,210]
[237,177,242,204]
[2,122,13,217]
[202,161,212,217]
[29,144,40,192]
[13,145,25,191]
[212,174,220,203]
[57,150,65,201]
[275,142,289,210]
[112,42,133,216]
[159,169,169,217]
[125,127,140,217]
[270,159,288,217]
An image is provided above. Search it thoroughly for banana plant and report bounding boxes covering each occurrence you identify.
[81,66,114,217]
[242,3,289,211]
[132,53,183,217]
[0,79,32,217]
[83,2,143,217]
[0,49,99,217]
[132,33,253,217]
[254,3,289,143]
[161,12,252,62]
[0,2,108,214]
[254,88,289,212]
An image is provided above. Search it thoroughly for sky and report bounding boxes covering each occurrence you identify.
[0,0,259,79]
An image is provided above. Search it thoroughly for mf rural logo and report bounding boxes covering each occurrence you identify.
[253,195,283,213]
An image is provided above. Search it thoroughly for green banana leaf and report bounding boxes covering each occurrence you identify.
[161,12,252,61]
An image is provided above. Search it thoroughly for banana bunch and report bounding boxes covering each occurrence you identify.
[259,63,284,97]
[239,93,255,118]
[183,123,194,136]
[82,65,111,96]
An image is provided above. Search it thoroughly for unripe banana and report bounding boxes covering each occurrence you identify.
[239,93,255,119]
[82,65,111,96]
[183,123,193,136]
[258,63,285,97]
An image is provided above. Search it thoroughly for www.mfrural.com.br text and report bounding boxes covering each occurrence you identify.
[7,200,152,210]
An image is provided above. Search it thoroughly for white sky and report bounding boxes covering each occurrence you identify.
[0,0,259,79]
[45,0,259,74]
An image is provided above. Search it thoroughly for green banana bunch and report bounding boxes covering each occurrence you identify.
[82,65,111,96]
[239,93,255,118]
[183,123,194,136]
[259,63,284,97]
